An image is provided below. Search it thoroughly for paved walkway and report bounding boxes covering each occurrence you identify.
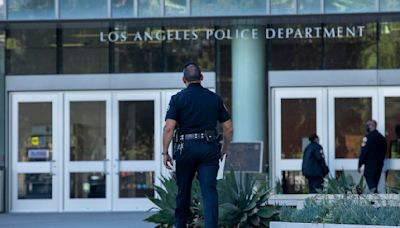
[0,212,156,228]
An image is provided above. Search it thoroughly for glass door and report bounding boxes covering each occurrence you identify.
[273,88,326,194]
[328,88,378,187]
[112,91,161,211]
[64,92,112,211]
[11,93,62,212]
[379,87,400,192]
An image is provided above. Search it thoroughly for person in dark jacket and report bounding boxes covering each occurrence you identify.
[358,120,387,193]
[302,134,328,193]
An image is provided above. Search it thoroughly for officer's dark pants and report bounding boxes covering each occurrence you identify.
[306,176,323,193]
[365,172,381,193]
[175,140,220,228]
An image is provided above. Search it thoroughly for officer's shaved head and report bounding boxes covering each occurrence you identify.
[183,62,202,82]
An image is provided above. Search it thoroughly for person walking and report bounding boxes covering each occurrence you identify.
[162,62,233,228]
[358,120,387,193]
[302,134,329,193]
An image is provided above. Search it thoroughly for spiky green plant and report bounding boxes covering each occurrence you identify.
[218,172,279,227]
[145,172,278,227]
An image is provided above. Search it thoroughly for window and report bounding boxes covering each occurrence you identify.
[60,0,107,19]
[6,26,56,75]
[8,0,54,19]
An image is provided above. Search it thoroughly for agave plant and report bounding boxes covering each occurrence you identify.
[218,172,279,227]
[145,172,278,228]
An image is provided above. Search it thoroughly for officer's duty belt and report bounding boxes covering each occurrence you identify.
[179,133,205,141]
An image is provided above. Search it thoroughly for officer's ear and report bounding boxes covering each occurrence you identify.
[200,73,203,81]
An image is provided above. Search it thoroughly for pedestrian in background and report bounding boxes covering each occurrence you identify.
[302,134,329,193]
[358,120,387,193]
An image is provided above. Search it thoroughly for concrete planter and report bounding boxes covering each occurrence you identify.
[270,222,398,228]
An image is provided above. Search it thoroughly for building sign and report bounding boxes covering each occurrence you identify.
[100,26,365,43]
[224,142,263,173]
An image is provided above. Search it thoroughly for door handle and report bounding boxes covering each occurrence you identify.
[115,159,120,175]
[50,160,56,176]
[103,159,110,175]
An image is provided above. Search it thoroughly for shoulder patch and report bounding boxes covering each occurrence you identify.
[361,137,367,147]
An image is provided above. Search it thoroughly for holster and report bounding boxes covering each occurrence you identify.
[172,128,181,159]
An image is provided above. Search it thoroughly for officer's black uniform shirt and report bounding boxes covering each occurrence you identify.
[302,142,325,177]
[165,83,231,134]
[359,129,387,176]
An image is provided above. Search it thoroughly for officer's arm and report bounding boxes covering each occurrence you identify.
[221,119,233,155]
[163,119,177,154]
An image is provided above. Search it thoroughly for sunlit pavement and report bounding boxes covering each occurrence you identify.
[0,212,156,228]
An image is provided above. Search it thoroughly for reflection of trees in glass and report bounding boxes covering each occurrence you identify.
[165,0,186,16]
[112,0,134,17]
[192,0,266,16]
[18,103,52,162]
[270,24,322,70]
[271,0,295,14]
[164,27,215,71]
[324,23,376,69]
[119,101,154,160]
[381,0,400,11]
[385,97,400,158]
[298,0,320,13]
[325,0,375,12]
[281,99,316,159]
[7,28,57,74]
[61,0,107,18]
[379,22,400,69]
[8,0,54,19]
[335,98,371,159]
[138,0,161,17]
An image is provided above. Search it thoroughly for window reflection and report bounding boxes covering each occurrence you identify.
[298,0,320,14]
[119,172,154,198]
[113,26,162,73]
[19,103,52,162]
[379,22,400,69]
[335,98,371,159]
[112,0,134,18]
[281,171,307,194]
[6,27,56,75]
[385,97,400,158]
[119,101,154,160]
[386,171,400,193]
[191,0,266,16]
[325,0,375,13]
[70,102,106,161]
[60,0,107,18]
[270,24,322,70]
[281,99,316,159]
[18,173,52,199]
[165,0,187,16]
[380,0,400,12]
[8,0,54,19]
[62,27,109,74]
[138,0,161,17]
[324,23,376,69]
[271,0,296,14]
[164,27,215,72]
[70,173,105,198]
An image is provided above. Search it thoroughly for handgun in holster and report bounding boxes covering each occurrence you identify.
[172,128,181,159]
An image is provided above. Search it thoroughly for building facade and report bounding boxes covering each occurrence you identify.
[1,0,400,212]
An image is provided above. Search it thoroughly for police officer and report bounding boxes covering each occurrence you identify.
[358,120,387,193]
[162,62,233,228]
[302,134,328,193]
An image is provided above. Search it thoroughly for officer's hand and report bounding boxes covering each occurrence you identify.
[221,149,228,161]
[163,153,174,170]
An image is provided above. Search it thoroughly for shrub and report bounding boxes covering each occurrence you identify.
[280,195,400,226]
[145,172,279,227]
